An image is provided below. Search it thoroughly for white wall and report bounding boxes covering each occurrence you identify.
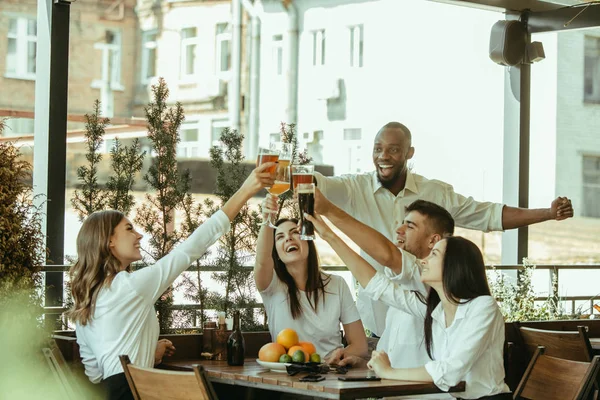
[259,0,507,202]
[554,29,600,216]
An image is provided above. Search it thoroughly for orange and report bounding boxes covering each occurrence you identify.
[297,341,316,356]
[258,342,286,362]
[276,328,299,350]
[287,345,309,362]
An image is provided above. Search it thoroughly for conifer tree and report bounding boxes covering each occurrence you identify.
[71,100,107,221]
[134,78,189,332]
[105,138,145,215]
[204,128,265,330]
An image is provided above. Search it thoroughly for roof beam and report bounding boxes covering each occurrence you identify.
[529,4,600,33]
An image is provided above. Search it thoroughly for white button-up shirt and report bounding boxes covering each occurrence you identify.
[376,251,431,369]
[365,272,510,399]
[315,170,504,336]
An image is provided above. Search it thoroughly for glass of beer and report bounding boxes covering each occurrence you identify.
[297,183,315,240]
[265,143,292,227]
[291,164,314,190]
[256,144,279,179]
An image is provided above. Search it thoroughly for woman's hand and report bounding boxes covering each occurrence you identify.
[366,350,391,378]
[240,162,276,197]
[261,194,279,224]
[154,339,176,365]
[304,212,336,242]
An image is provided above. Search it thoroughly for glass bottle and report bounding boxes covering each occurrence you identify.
[227,310,245,366]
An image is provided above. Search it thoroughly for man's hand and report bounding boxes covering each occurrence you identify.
[304,213,335,242]
[154,339,176,365]
[550,196,573,221]
[325,348,367,368]
[366,350,392,378]
[314,188,334,216]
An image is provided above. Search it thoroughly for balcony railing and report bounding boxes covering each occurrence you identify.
[41,263,600,330]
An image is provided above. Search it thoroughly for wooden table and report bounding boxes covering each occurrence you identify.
[161,359,465,399]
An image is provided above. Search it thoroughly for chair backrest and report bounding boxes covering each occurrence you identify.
[513,346,599,400]
[119,355,218,400]
[518,325,593,362]
[43,339,82,400]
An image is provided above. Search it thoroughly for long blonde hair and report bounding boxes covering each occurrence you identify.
[67,210,127,326]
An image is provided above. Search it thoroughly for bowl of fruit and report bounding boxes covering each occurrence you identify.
[256,328,322,372]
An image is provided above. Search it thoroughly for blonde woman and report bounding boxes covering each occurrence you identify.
[68,163,274,400]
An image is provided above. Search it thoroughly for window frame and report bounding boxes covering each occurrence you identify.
[584,36,600,104]
[349,24,364,68]
[215,23,232,78]
[141,29,158,84]
[312,29,326,67]
[180,27,199,80]
[5,17,37,81]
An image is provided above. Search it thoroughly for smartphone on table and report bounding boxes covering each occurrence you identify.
[338,376,381,382]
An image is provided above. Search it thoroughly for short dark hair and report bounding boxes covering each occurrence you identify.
[378,121,412,145]
[405,200,454,236]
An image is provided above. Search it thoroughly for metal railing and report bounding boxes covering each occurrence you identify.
[41,263,600,329]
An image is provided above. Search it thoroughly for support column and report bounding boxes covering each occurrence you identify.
[501,21,531,265]
[33,0,72,327]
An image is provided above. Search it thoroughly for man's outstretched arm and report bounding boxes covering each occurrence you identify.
[502,197,573,230]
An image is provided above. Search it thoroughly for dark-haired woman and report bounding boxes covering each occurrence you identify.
[254,194,368,359]
[306,212,511,400]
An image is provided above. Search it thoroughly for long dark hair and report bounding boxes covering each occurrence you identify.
[272,218,330,319]
[420,236,491,359]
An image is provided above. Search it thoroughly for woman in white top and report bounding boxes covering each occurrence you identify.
[68,163,275,400]
[306,212,511,400]
[254,194,368,359]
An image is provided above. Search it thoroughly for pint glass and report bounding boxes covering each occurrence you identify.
[297,183,315,240]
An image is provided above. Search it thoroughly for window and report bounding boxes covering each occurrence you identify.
[583,155,600,218]
[584,36,600,103]
[270,133,281,143]
[312,30,325,67]
[343,128,362,173]
[306,130,324,164]
[272,35,283,76]
[5,17,37,79]
[92,30,123,89]
[343,128,362,141]
[178,125,200,158]
[349,25,364,68]
[211,119,229,147]
[215,23,231,76]
[3,118,34,137]
[181,27,198,78]
[141,30,157,83]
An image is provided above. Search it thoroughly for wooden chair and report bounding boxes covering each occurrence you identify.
[43,339,83,400]
[119,355,218,400]
[516,324,594,362]
[513,346,600,400]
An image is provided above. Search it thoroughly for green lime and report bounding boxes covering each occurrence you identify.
[310,353,321,363]
[291,350,306,363]
[279,354,292,363]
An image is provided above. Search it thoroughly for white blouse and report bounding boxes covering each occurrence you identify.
[260,273,361,357]
[76,210,230,383]
[364,272,510,399]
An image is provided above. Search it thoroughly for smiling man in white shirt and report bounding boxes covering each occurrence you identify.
[315,121,574,339]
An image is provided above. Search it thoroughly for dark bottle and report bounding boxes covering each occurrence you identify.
[227,310,245,366]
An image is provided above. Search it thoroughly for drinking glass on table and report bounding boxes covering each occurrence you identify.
[297,183,315,240]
